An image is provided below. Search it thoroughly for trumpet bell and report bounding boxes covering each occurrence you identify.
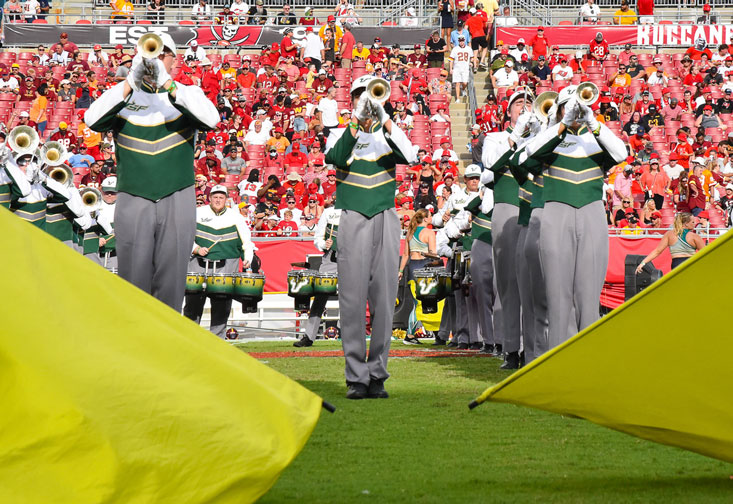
[576,82,599,106]
[7,125,40,156]
[533,91,559,120]
[44,164,73,186]
[137,33,163,60]
[40,141,68,167]
[80,187,103,212]
[366,77,391,105]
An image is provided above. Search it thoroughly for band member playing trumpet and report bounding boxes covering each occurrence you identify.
[183,185,256,339]
[85,33,219,312]
[5,127,82,231]
[0,131,32,209]
[293,197,341,348]
[523,85,626,349]
[325,75,416,400]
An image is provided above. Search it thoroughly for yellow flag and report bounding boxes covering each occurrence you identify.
[473,230,733,463]
[0,207,322,503]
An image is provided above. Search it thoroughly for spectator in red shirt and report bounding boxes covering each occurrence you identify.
[282,172,306,199]
[671,131,694,169]
[79,160,106,189]
[256,65,279,92]
[528,27,550,61]
[688,161,707,216]
[280,27,298,59]
[407,44,428,67]
[589,32,609,62]
[685,38,713,61]
[465,8,488,69]
[310,69,333,96]
[340,23,356,69]
[50,32,79,55]
[683,65,704,86]
[284,143,308,171]
[321,168,337,201]
[196,151,226,183]
[569,50,588,75]
[200,58,221,103]
[276,210,299,236]
[637,0,654,24]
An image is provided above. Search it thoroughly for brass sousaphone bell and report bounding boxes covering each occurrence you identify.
[137,33,164,60]
[40,141,72,186]
[7,125,40,157]
[366,77,391,105]
[576,82,600,106]
[80,186,103,213]
[532,91,559,122]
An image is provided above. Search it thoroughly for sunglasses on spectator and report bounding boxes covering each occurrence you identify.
[287,200,296,204]
[309,199,317,203]
[623,200,631,204]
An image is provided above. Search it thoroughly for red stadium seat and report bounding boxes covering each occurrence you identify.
[76,19,92,24]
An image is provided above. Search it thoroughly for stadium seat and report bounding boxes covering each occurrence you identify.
[75,19,92,24]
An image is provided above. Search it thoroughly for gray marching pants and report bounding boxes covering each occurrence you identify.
[492,202,522,353]
[337,209,400,386]
[116,186,196,313]
[470,239,495,346]
[183,257,238,339]
[437,291,455,342]
[516,226,534,361]
[100,252,118,271]
[305,250,338,341]
[454,286,480,345]
[524,209,548,361]
[541,201,608,350]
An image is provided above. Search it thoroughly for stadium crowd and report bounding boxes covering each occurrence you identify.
[1,2,732,241]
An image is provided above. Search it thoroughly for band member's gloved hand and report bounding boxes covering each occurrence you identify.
[509,110,531,144]
[127,56,146,92]
[546,102,559,127]
[561,97,579,127]
[577,103,600,133]
[353,93,370,122]
[150,59,172,89]
[369,98,391,125]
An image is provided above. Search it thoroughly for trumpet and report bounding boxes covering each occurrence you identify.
[366,78,391,105]
[44,164,73,186]
[39,141,68,167]
[137,33,164,60]
[7,125,40,157]
[576,82,599,106]
[80,187,103,213]
[532,91,559,122]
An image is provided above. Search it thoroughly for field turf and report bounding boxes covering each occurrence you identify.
[237,341,731,503]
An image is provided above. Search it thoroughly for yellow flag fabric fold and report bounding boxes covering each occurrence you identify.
[0,207,322,503]
[474,230,733,463]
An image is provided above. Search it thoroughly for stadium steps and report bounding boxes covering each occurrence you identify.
[449,99,472,170]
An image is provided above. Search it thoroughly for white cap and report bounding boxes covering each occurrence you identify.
[341,108,351,114]
[101,176,118,192]
[692,157,706,165]
[469,7,476,13]
[464,164,482,178]
[210,184,228,196]
[159,33,177,54]
[517,38,525,44]
[318,69,327,75]
[200,57,212,66]
[575,50,584,59]
[471,123,480,130]
[256,109,266,115]
[267,214,280,221]
[190,40,198,47]
[505,60,514,67]
[350,74,374,94]
[19,111,29,118]
[726,183,733,190]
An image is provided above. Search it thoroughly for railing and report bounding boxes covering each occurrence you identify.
[508,0,551,26]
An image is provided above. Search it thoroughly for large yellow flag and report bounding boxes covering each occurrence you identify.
[0,207,322,503]
[472,230,733,463]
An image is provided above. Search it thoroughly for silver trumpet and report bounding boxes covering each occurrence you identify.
[7,125,40,158]
[576,82,599,106]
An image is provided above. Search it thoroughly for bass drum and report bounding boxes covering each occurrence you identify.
[314,272,338,296]
[413,268,440,314]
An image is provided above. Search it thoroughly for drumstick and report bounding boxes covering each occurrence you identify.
[206,238,222,251]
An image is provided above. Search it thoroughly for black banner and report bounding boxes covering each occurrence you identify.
[3,24,435,49]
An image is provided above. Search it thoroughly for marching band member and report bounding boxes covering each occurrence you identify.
[523,86,627,349]
[0,138,32,209]
[465,167,496,354]
[85,33,219,312]
[45,183,85,250]
[97,176,118,270]
[294,197,341,348]
[433,227,455,346]
[325,75,417,400]
[183,185,255,339]
[481,90,532,369]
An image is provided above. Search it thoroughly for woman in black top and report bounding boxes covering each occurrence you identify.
[322,28,336,64]
[147,0,165,24]
[414,182,438,211]
[437,0,454,43]
[426,30,447,68]
[622,111,643,137]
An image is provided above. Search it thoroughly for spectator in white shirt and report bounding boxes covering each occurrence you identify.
[191,0,212,22]
[430,107,451,122]
[88,45,109,66]
[494,5,518,27]
[432,137,459,162]
[491,60,519,89]
[318,87,340,132]
[647,70,668,86]
[509,39,529,63]
[579,0,600,23]
[49,45,70,66]
[0,71,19,92]
[23,0,40,22]
[244,120,270,146]
[552,57,574,82]
[400,6,419,27]
[663,154,685,180]
[230,0,249,21]
[302,28,325,69]
[719,58,733,80]
[184,41,207,61]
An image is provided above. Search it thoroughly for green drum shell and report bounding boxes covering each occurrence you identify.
[186,273,205,293]
[314,273,338,295]
[413,268,441,300]
[287,269,315,297]
[234,273,265,299]
[206,274,234,296]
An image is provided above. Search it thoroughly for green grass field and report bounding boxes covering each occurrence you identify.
[237,341,731,503]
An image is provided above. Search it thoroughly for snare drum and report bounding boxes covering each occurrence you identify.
[206,273,235,297]
[436,268,451,299]
[452,248,465,287]
[413,268,440,314]
[314,273,338,296]
[462,252,472,287]
[287,269,316,298]
[186,272,206,294]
